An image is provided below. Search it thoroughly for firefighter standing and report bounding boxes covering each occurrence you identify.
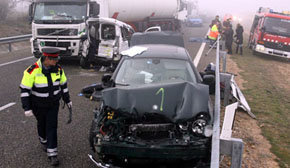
[235,23,244,55]
[20,48,71,166]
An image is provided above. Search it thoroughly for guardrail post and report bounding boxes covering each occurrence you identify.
[220,73,232,106]
[220,51,227,73]
[220,138,244,168]
[231,139,244,168]
[8,43,12,52]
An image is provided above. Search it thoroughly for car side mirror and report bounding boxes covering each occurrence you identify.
[102,74,113,87]
[202,75,215,94]
[81,83,103,99]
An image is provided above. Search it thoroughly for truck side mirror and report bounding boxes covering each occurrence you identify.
[89,2,100,17]
[28,3,34,24]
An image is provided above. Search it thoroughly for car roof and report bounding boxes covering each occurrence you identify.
[130,31,185,48]
[123,44,191,61]
[87,17,134,30]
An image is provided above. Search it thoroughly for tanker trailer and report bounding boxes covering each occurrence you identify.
[96,0,188,31]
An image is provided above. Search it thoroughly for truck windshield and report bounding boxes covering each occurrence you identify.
[34,2,87,23]
[264,17,290,37]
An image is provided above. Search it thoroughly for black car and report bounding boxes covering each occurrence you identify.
[83,44,214,167]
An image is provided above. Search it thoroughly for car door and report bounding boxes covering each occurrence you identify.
[98,23,116,59]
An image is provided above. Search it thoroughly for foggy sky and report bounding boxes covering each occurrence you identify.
[199,0,290,16]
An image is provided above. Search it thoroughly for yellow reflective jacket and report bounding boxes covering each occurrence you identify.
[208,24,219,40]
[20,59,70,111]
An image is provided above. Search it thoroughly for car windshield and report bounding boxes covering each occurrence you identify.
[115,58,197,86]
[34,2,87,22]
[264,17,290,37]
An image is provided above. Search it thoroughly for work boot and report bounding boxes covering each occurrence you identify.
[48,156,59,166]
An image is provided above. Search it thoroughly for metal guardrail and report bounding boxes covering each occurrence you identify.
[0,34,32,52]
[210,36,221,168]
[208,36,244,168]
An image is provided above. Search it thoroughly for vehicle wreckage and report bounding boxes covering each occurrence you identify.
[81,44,215,167]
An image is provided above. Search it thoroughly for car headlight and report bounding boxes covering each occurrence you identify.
[192,118,206,135]
[256,45,265,51]
[191,113,212,137]
[178,122,189,132]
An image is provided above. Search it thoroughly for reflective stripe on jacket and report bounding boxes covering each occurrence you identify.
[208,24,219,40]
[20,59,70,111]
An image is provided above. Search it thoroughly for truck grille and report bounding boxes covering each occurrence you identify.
[264,41,290,52]
[38,29,78,36]
[44,41,71,48]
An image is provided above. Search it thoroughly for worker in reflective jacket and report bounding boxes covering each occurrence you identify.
[208,23,220,47]
[20,48,71,166]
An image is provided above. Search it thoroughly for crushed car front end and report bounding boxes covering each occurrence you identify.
[89,81,213,164]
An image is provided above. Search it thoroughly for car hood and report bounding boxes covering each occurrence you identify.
[102,81,209,123]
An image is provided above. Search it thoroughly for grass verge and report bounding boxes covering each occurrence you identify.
[230,48,290,168]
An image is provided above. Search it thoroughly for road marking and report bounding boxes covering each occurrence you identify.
[0,102,16,112]
[0,56,34,68]
[193,29,210,67]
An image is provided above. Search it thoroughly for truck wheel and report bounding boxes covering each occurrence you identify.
[80,57,90,69]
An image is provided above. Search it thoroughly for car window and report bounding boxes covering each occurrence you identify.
[115,58,197,86]
[101,24,115,40]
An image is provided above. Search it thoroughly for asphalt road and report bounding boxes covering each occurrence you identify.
[0,24,216,168]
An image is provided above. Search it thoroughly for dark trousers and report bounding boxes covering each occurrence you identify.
[32,103,59,156]
[236,44,243,55]
[226,42,233,54]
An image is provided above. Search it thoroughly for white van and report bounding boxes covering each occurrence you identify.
[81,17,134,69]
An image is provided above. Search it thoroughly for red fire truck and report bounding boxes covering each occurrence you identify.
[249,7,290,58]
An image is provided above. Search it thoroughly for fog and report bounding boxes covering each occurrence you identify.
[199,0,289,14]
[197,0,289,29]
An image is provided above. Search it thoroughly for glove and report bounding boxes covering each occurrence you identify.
[67,101,72,109]
[24,110,33,117]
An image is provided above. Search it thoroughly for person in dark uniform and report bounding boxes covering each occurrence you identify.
[235,23,244,55]
[223,18,232,28]
[88,24,100,66]
[224,24,234,54]
[210,15,221,28]
[20,48,72,166]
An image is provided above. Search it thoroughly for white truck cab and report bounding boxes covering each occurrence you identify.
[80,17,134,69]
[28,0,99,58]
